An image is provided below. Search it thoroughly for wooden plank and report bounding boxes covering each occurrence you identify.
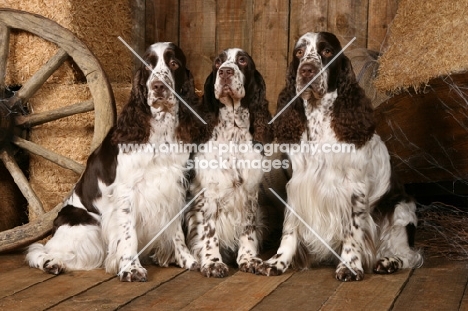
[131,0,146,74]
[289,0,328,61]
[179,0,217,92]
[0,253,25,272]
[321,269,412,310]
[181,271,293,310]
[374,73,468,184]
[48,266,185,310]
[0,23,10,92]
[289,0,328,38]
[120,270,230,310]
[367,0,399,51]
[327,0,369,49]
[251,0,289,114]
[216,1,253,52]
[393,259,468,310]
[0,268,114,310]
[152,0,180,45]
[0,265,56,299]
[253,267,340,311]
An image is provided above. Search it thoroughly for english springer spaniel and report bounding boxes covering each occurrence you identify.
[257,32,423,281]
[185,48,273,277]
[26,42,205,282]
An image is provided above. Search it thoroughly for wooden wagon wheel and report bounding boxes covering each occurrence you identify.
[0,9,116,252]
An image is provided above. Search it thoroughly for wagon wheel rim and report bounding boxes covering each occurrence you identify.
[0,9,116,252]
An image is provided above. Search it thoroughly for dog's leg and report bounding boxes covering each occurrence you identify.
[237,200,263,273]
[104,202,147,282]
[257,218,298,276]
[335,188,377,282]
[173,221,200,271]
[374,200,423,274]
[195,194,229,278]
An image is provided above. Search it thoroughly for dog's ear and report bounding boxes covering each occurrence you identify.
[330,55,375,148]
[245,70,273,144]
[112,67,152,144]
[202,71,220,114]
[273,58,307,144]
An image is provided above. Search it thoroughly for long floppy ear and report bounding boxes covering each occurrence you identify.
[202,71,221,114]
[111,68,152,144]
[246,70,273,144]
[176,69,198,143]
[273,61,307,144]
[330,55,375,148]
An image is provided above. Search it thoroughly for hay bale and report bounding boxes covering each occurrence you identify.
[27,83,130,219]
[375,0,468,93]
[3,0,133,84]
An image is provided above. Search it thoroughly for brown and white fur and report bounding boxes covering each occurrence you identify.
[186,48,273,277]
[26,42,205,282]
[257,32,423,281]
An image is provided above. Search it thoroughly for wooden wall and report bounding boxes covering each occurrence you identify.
[139,0,398,113]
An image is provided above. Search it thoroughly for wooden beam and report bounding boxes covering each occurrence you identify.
[367,0,399,51]
[179,0,217,92]
[327,0,369,49]
[182,271,292,310]
[252,0,289,114]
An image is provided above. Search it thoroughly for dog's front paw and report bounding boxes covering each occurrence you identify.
[43,259,64,275]
[119,266,148,282]
[201,262,229,278]
[189,261,200,271]
[239,257,263,274]
[374,257,401,274]
[255,261,285,276]
[335,265,364,282]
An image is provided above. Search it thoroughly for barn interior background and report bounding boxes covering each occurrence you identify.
[1,0,468,258]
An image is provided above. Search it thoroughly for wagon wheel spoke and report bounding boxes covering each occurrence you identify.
[11,136,85,174]
[0,148,45,219]
[15,100,94,127]
[0,24,10,93]
[7,48,69,108]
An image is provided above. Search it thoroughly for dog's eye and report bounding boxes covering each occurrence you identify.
[238,56,247,66]
[295,48,304,58]
[321,48,333,58]
[215,59,222,69]
[169,60,179,70]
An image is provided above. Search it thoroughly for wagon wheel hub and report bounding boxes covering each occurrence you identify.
[0,88,24,150]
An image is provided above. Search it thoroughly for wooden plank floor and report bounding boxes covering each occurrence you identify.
[1,251,467,310]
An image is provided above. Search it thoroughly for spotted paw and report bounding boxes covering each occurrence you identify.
[201,262,229,278]
[119,267,148,282]
[374,257,401,274]
[189,261,200,271]
[43,259,64,275]
[255,261,283,276]
[239,257,263,274]
[335,266,364,282]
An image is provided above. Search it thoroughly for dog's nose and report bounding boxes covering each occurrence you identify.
[218,67,234,79]
[300,64,317,78]
[152,81,167,93]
